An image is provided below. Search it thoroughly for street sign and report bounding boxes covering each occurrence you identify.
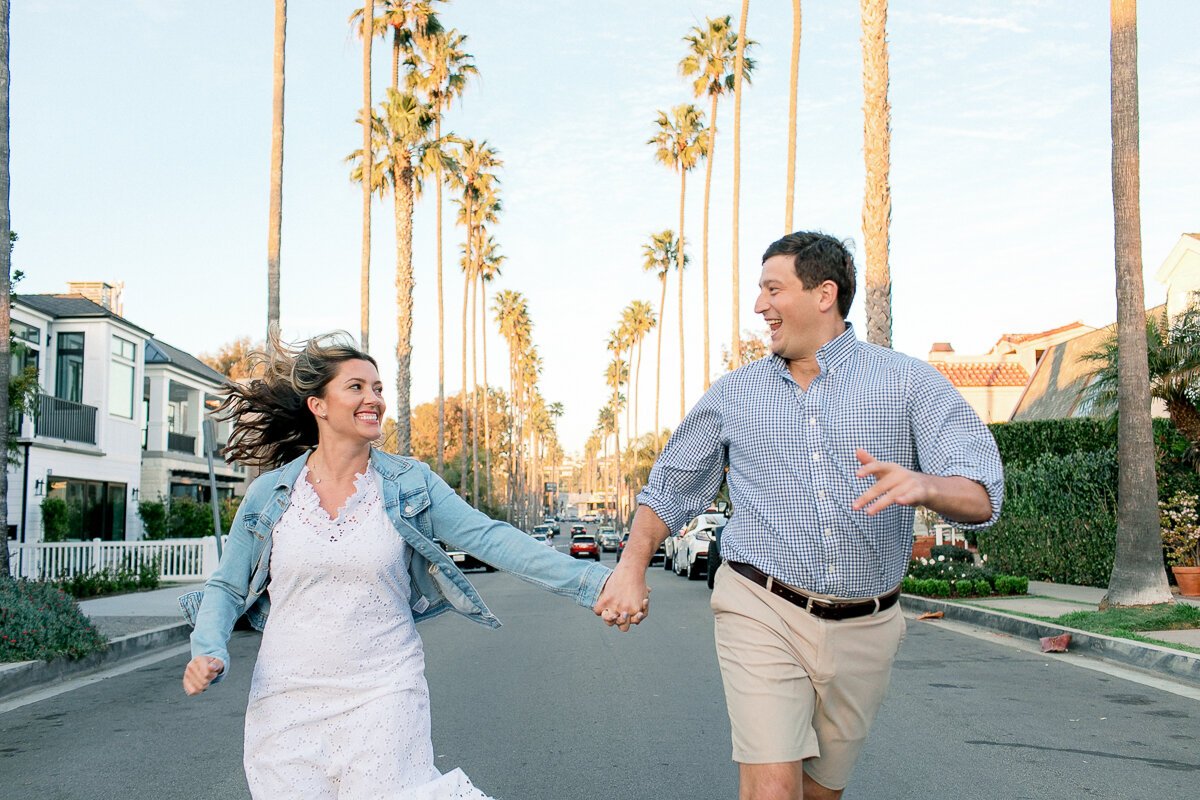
[544,482,558,493]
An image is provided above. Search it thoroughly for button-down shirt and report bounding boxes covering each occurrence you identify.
[636,324,1004,598]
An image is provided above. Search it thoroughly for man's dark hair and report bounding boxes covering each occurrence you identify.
[761,231,856,319]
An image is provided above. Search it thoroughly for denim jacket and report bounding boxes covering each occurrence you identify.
[182,448,611,682]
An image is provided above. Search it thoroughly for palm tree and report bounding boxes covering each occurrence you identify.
[1,0,12,576]
[351,2,376,351]
[860,0,892,348]
[1103,0,1171,607]
[680,16,755,390]
[378,88,438,455]
[606,331,629,528]
[359,0,443,91]
[649,104,707,420]
[785,1,802,232]
[266,0,286,335]
[406,27,476,474]
[477,233,505,506]
[621,300,657,450]
[729,0,750,369]
[642,230,684,450]
[493,289,529,518]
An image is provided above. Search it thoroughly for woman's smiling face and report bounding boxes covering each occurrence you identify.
[312,359,385,443]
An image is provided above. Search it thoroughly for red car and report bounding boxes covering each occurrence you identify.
[569,534,600,561]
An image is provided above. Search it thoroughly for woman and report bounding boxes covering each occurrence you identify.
[180,332,641,798]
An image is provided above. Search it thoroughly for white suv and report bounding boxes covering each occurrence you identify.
[673,513,726,580]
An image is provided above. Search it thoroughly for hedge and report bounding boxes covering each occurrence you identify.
[978,418,1200,588]
[0,577,107,662]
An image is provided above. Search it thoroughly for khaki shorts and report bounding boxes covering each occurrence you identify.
[710,563,906,791]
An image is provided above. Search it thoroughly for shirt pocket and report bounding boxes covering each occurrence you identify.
[398,487,433,537]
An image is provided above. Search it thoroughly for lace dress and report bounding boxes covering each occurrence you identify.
[243,466,493,800]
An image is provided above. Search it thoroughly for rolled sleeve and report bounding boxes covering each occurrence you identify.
[909,362,1005,528]
[635,380,728,533]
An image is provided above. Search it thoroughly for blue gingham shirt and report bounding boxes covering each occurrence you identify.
[636,324,1004,598]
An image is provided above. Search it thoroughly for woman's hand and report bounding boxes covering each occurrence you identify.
[183,656,225,696]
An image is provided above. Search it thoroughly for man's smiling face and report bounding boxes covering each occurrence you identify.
[754,254,828,361]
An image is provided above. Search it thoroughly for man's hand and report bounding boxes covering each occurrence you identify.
[594,566,651,632]
[182,655,224,696]
[851,448,932,515]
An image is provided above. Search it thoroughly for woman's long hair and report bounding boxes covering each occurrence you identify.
[215,329,377,469]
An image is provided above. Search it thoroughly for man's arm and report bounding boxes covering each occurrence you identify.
[593,505,671,631]
[850,449,992,523]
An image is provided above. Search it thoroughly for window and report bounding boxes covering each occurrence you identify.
[12,320,40,344]
[109,335,136,418]
[45,477,127,541]
[55,332,85,403]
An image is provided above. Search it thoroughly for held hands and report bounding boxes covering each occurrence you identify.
[593,566,651,633]
[851,448,933,515]
[182,655,225,696]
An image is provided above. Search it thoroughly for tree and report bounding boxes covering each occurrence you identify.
[199,337,266,381]
[1103,0,1171,607]
[621,300,656,452]
[351,2,376,352]
[406,28,477,475]
[366,0,443,91]
[680,15,755,390]
[722,329,769,372]
[729,0,750,369]
[861,0,892,348]
[785,1,802,232]
[477,233,504,506]
[266,0,286,336]
[642,230,685,451]
[0,10,12,575]
[648,104,707,421]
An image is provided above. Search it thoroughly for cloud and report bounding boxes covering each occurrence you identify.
[927,13,1030,34]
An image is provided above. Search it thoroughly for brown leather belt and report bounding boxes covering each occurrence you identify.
[726,561,900,621]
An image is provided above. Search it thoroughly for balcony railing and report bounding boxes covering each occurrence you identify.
[35,394,97,445]
[168,431,197,455]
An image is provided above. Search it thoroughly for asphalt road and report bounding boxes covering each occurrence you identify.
[2,542,1197,799]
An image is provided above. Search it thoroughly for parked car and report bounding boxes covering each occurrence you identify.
[530,532,552,546]
[433,538,495,572]
[569,534,600,561]
[569,524,587,537]
[616,533,666,565]
[532,524,555,539]
[582,513,597,523]
[672,513,726,580]
[707,524,726,589]
[597,527,620,552]
[542,517,562,535]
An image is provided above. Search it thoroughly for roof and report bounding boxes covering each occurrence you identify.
[933,362,1030,388]
[1010,304,1167,421]
[15,293,153,336]
[145,338,228,385]
[998,321,1089,345]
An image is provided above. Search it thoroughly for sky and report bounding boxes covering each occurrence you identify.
[10,1,1200,455]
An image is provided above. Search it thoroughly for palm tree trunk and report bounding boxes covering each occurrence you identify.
[459,273,470,498]
[0,0,12,576]
[359,1,372,353]
[634,339,644,450]
[1166,398,1200,448]
[785,0,802,232]
[678,171,687,420]
[655,275,667,450]
[614,387,622,530]
[266,0,286,334]
[481,282,492,507]
[470,272,479,506]
[1104,0,1171,608]
[435,119,445,474]
[730,0,750,369]
[393,162,415,456]
[861,0,892,348]
[392,26,400,90]
[702,94,718,389]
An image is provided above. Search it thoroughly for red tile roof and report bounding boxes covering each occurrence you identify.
[999,321,1089,345]
[934,362,1030,388]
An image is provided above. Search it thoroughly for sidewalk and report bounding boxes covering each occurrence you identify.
[0,583,201,701]
[900,581,1200,687]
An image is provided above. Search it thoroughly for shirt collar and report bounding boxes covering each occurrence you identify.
[768,322,858,383]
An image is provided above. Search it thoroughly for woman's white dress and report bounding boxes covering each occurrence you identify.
[243,466,493,800]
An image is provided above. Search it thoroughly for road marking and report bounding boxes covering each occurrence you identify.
[0,643,192,715]
[908,612,1200,702]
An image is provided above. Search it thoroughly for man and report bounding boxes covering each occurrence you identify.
[596,231,1003,800]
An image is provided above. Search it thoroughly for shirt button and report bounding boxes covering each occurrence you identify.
[405,505,414,514]
[809,417,817,425]
[818,490,826,499]
[812,452,821,461]
[827,564,836,573]
[823,528,833,536]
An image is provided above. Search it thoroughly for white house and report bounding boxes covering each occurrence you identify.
[5,284,244,548]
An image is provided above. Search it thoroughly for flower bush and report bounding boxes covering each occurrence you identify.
[0,577,107,662]
[1160,491,1200,567]
[903,555,1027,598]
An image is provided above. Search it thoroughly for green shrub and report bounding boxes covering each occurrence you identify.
[0,576,107,662]
[973,579,993,596]
[987,418,1111,467]
[954,579,975,596]
[219,496,242,534]
[53,556,161,599]
[40,497,70,542]
[137,500,168,540]
[908,558,994,584]
[994,575,1030,595]
[918,578,951,597]
[930,545,973,563]
[167,497,214,539]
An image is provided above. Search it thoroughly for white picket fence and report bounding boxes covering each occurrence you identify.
[7,538,225,582]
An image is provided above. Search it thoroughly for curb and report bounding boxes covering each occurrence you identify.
[0,622,192,702]
[900,594,1200,687]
